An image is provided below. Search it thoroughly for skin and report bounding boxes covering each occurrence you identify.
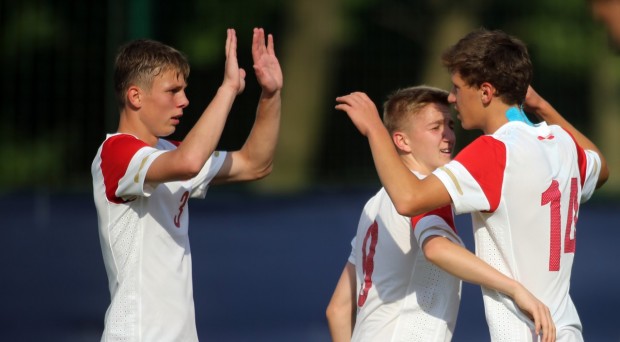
[117,28,282,186]
[394,103,455,174]
[326,262,356,342]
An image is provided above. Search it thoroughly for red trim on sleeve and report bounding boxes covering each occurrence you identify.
[100,135,148,203]
[562,130,588,188]
[454,136,506,212]
[411,205,457,234]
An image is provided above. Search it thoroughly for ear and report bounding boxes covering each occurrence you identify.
[127,85,142,109]
[479,82,495,105]
[392,132,412,153]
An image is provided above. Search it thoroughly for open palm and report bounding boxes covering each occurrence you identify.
[252,28,283,94]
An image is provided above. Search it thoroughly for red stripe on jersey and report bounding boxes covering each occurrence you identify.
[562,130,588,188]
[454,136,506,212]
[169,140,182,147]
[411,205,457,234]
[100,135,148,203]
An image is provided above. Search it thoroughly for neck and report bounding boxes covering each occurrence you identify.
[505,105,534,126]
[117,110,158,146]
[400,155,430,176]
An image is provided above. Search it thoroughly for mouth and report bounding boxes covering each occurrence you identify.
[171,114,183,125]
[440,147,452,154]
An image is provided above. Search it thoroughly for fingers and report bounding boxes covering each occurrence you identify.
[267,33,275,55]
[335,92,371,106]
[226,28,237,59]
[252,27,267,61]
[533,304,555,342]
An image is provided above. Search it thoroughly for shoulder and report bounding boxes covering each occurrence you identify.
[411,205,455,232]
[102,134,149,153]
[455,135,507,169]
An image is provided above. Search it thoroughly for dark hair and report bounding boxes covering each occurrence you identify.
[441,28,532,105]
[114,39,190,108]
[383,85,450,134]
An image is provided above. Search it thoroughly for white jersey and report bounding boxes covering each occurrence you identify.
[433,121,601,341]
[91,133,226,342]
[350,173,463,342]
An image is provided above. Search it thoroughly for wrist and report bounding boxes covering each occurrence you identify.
[218,84,239,97]
[260,88,281,100]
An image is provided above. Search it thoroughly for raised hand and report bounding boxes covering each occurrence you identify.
[335,92,384,137]
[223,28,246,95]
[523,86,546,120]
[252,28,283,95]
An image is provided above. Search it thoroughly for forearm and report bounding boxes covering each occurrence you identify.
[179,86,238,164]
[237,90,281,173]
[366,126,449,216]
[146,86,237,182]
[423,236,520,297]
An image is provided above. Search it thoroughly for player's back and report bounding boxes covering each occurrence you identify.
[351,186,461,342]
[472,121,598,338]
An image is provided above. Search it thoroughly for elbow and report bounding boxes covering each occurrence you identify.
[393,194,424,217]
[325,305,335,323]
[422,237,443,265]
[176,154,204,180]
[596,163,610,189]
[254,163,274,180]
[325,302,347,324]
[240,163,273,182]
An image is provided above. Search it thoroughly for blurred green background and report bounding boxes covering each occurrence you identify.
[1,0,619,196]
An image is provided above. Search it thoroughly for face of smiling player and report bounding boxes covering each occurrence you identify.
[400,102,455,174]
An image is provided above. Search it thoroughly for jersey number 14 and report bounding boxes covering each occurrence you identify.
[541,178,578,271]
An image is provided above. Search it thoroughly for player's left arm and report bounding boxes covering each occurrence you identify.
[422,236,556,342]
[213,28,282,184]
[524,86,608,188]
[326,262,357,342]
[335,92,452,216]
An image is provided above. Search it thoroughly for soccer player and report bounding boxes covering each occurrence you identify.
[327,86,554,342]
[336,28,608,341]
[91,28,282,341]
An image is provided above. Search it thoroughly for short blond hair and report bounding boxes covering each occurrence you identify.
[382,85,450,134]
[114,39,190,108]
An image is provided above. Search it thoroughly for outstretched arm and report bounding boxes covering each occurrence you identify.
[326,262,357,342]
[423,236,556,342]
[335,92,451,216]
[214,28,283,184]
[146,29,245,183]
[524,86,608,188]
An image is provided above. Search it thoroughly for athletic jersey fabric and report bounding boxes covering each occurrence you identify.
[91,133,226,342]
[433,121,601,341]
[349,172,463,342]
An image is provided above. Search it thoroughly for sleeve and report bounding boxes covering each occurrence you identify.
[190,150,228,199]
[348,237,356,265]
[433,136,507,215]
[411,205,463,248]
[100,135,166,203]
[580,150,601,202]
[559,128,601,202]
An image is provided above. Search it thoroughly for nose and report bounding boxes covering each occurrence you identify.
[447,91,456,103]
[178,91,189,108]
